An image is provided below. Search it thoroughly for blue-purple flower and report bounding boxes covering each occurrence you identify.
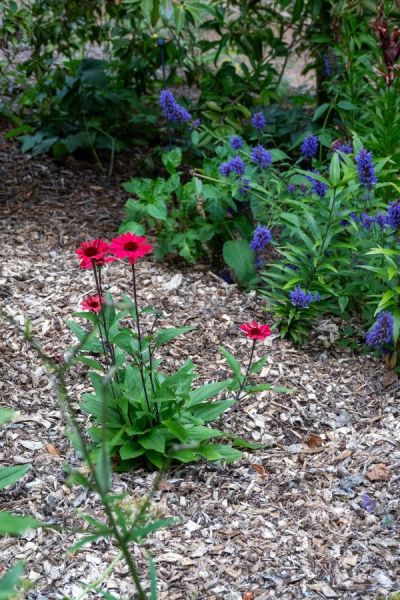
[251,112,266,131]
[360,494,376,513]
[219,155,245,177]
[336,142,353,155]
[366,311,394,350]
[301,135,319,159]
[239,177,251,194]
[230,135,244,150]
[159,90,192,123]
[250,226,272,251]
[356,148,377,189]
[307,172,328,197]
[290,286,320,308]
[251,145,272,169]
[387,201,400,228]
[287,183,297,194]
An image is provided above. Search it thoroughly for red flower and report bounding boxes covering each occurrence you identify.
[109,233,153,264]
[75,239,115,270]
[240,320,271,341]
[81,294,105,313]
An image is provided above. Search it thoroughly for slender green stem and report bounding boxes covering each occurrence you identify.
[235,339,257,402]
[131,263,153,416]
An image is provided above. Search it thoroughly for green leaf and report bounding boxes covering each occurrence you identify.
[210,445,243,463]
[312,102,330,121]
[191,399,234,422]
[338,296,349,313]
[0,562,25,599]
[223,239,256,284]
[193,177,203,195]
[120,442,145,460]
[337,100,357,111]
[118,221,145,235]
[188,380,230,406]
[162,148,182,173]
[250,356,268,374]
[163,420,189,442]
[148,552,158,600]
[219,346,243,379]
[168,448,199,462]
[0,512,41,536]
[329,152,341,187]
[0,464,30,491]
[0,409,15,426]
[139,430,165,454]
[230,437,264,449]
[154,326,194,346]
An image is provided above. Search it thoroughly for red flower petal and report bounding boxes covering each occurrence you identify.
[240,320,271,340]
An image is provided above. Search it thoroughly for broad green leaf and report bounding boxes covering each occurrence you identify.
[120,442,145,460]
[0,464,30,491]
[162,420,189,442]
[223,239,256,284]
[139,430,165,454]
[188,380,230,406]
[0,562,25,599]
[190,399,234,422]
[154,326,194,346]
[312,102,330,121]
[168,448,199,462]
[0,409,15,426]
[0,512,41,536]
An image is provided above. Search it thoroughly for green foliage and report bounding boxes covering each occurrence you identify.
[0,562,25,600]
[0,464,30,491]
[69,291,267,469]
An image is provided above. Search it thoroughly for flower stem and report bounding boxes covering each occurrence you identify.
[235,339,256,402]
[131,263,153,416]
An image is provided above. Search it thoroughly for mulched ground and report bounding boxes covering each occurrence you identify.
[1,133,399,600]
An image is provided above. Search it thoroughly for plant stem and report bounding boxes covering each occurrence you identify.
[131,262,153,415]
[235,339,256,402]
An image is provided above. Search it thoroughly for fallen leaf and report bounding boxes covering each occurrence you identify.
[382,369,397,387]
[243,593,255,600]
[46,443,59,456]
[250,463,266,480]
[367,463,391,481]
[332,449,352,463]
[308,582,337,597]
[304,433,323,447]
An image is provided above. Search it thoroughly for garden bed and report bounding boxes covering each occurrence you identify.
[1,135,399,599]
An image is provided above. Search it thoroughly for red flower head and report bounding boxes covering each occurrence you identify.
[81,294,105,313]
[240,320,271,341]
[75,239,115,270]
[109,233,153,264]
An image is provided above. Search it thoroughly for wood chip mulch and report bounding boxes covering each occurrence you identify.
[0,135,399,600]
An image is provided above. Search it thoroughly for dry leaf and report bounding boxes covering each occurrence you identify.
[382,369,397,387]
[367,463,391,481]
[308,582,337,597]
[243,593,255,600]
[46,443,59,456]
[304,433,323,447]
[250,463,266,480]
[332,449,352,463]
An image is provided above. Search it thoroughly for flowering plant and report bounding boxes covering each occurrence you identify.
[69,235,280,469]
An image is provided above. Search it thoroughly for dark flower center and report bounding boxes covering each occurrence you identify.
[250,327,260,335]
[85,247,98,257]
[124,241,138,251]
